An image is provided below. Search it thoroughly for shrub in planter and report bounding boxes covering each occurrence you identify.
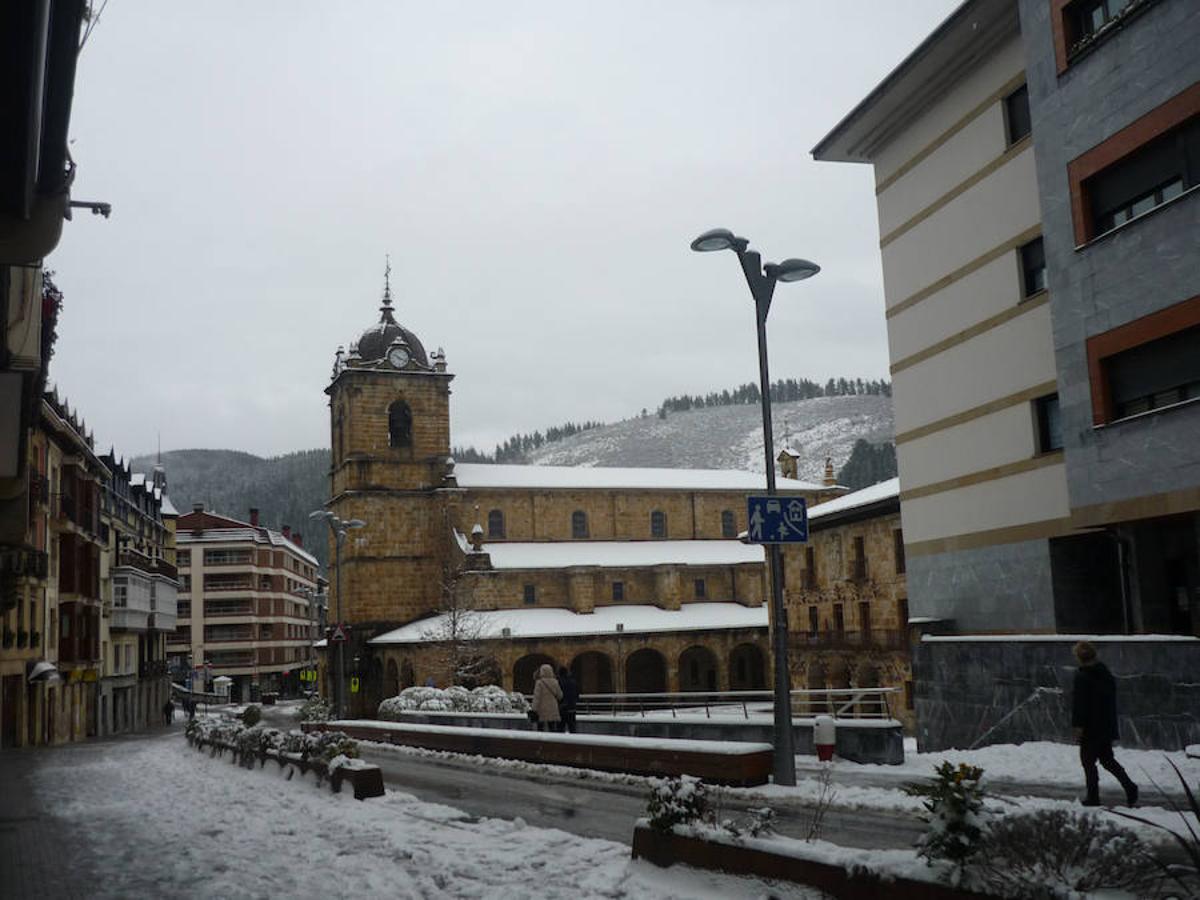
[904,762,987,877]
[973,809,1161,899]
[297,695,333,723]
[241,705,262,727]
[646,775,709,833]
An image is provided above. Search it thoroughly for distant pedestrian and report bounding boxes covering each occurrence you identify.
[425,676,436,688]
[186,698,196,721]
[1071,641,1138,807]
[557,666,579,734]
[163,699,174,725]
[531,664,562,733]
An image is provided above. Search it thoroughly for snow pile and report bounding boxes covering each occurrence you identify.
[377,684,528,719]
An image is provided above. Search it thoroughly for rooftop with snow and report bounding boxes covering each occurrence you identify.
[457,531,765,569]
[370,601,768,644]
[452,462,826,493]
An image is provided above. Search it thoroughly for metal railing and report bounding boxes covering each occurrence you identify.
[572,687,899,720]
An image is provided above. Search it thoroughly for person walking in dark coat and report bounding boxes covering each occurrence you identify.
[557,667,579,734]
[163,699,174,725]
[1071,641,1138,807]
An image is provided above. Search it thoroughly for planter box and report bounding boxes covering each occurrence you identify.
[631,824,999,900]
[189,736,384,800]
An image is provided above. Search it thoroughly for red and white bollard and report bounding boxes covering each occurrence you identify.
[814,715,836,762]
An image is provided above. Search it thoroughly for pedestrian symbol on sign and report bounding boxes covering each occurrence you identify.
[745,495,808,544]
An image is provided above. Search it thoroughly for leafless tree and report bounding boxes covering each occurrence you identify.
[418,567,498,688]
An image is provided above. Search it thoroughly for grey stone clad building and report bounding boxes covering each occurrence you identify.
[814,0,1199,749]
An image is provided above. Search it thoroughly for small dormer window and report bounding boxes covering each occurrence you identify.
[487,509,505,539]
[571,510,588,539]
[721,510,736,538]
[388,400,412,448]
[650,510,667,538]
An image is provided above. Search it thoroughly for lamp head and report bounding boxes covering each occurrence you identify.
[765,258,820,283]
[309,509,333,521]
[690,228,748,253]
[346,519,366,529]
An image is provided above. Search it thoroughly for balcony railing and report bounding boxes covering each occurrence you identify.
[791,629,908,652]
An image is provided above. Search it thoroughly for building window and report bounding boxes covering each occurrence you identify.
[808,605,819,636]
[523,584,536,606]
[1035,394,1064,452]
[833,603,845,633]
[176,550,190,567]
[650,510,667,538]
[850,536,867,580]
[1053,0,1160,70]
[1068,88,1200,245]
[694,578,706,599]
[803,546,817,589]
[859,600,872,637]
[571,510,588,539]
[1005,83,1031,145]
[387,400,412,449]
[1106,326,1200,421]
[612,581,624,602]
[720,510,736,538]
[113,582,127,608]
[1019,236,1046,298]
[893,530,906,575]
[487,509,505,539]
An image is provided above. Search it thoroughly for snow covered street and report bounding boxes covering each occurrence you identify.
[10,730,826,899]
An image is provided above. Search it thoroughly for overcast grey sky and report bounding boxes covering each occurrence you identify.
[50,1,959,458]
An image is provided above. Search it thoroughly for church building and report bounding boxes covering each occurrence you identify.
[324,283,843,713]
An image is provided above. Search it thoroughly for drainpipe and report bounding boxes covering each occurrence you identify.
[1104,529,1132,634]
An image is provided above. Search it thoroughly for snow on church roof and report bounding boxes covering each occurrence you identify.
[369,601,768,644]
[452,462,823,493]
[456,532,764,569]
[808,477,899,521]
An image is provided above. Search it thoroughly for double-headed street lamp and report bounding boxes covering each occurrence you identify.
[691,227,820,787]
[309,509,366,720]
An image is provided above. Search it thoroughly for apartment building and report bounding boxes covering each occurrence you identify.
[814,0,1199,749]
[172,506,320,702]
[97,455,179,735]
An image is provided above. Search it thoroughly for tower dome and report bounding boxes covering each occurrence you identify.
[351,261,429,367]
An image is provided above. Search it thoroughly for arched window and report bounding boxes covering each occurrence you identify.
[721,510,736,538]
[487,509,505,539]
[650,510,667,538]
[388,400,412,448]
[571,510,588,539]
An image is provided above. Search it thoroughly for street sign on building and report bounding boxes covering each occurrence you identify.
[746,495,808,544]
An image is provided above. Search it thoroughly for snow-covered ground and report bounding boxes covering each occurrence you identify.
[28,732,827,899]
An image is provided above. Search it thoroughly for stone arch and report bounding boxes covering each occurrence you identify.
[388,400,412,448]
[513,653,557,694]
[854,662,880,688]
[385,659,400,698]
[570,650,614,694]
[400,659,415,690]
[679,645,719,692]
[728,643,766,691]
[829,658,851,690]
[624,648,667,694]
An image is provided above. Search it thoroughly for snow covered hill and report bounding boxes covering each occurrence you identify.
[525,395,894,483]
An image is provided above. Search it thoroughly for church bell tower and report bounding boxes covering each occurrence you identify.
[325,262,455,639]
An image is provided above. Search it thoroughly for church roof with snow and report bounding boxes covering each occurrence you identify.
[370,601,768,645]
[452,462,823,493]
[455,532,764,569]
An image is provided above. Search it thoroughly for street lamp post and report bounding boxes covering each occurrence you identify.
[309,510,366,720]
[691,228,819,787]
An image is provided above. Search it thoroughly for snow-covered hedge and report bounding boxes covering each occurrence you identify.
[378,684,528,719]
[186,715,359,767]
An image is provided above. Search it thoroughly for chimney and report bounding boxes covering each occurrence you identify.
[294,532,303,547]
[249,507,259,526]
[823,456,836,487]
[192,503,204,514]
[282,524,291,540]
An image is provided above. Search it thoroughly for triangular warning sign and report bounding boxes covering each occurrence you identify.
[331,624,347,643]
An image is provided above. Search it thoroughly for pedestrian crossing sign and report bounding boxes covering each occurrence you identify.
[746,495,808,544]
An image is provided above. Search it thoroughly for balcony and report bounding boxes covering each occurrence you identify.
[204,600,254,618]
[0,547,48,581]
[111,606,150,632]
[791,629,908,652]
[204,577,253,592]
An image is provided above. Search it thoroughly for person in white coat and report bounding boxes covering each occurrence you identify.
[531,663,563,732]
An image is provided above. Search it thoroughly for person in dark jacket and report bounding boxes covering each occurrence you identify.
[557,667,579,734]
[1071,641,1138,807]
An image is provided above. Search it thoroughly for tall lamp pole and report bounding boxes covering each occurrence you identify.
[309,510,365,719]
[691,228,820,787]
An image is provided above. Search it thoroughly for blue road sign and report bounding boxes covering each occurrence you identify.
[746,495,808,544]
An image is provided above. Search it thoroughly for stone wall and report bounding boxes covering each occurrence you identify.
[914,636,1200,751]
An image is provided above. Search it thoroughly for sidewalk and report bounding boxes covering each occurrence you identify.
[0,725,179,900]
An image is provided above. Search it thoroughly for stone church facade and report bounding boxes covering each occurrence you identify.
[322,287,842,714]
